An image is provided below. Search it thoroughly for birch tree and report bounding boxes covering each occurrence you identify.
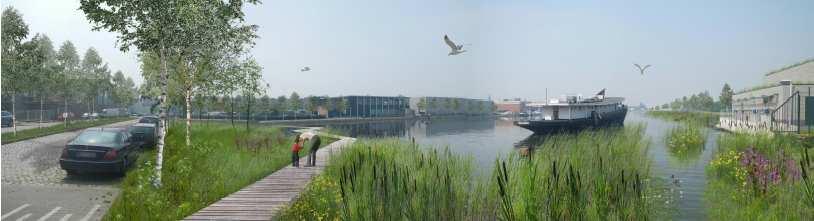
[55,41,81,126]
[2,7,30,135]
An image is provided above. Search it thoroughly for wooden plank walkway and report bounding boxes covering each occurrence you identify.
[184,133,355,221]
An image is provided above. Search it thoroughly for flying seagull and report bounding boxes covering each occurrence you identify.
[634,63,651,75]
[444,35,467,56]
[300,66,311,72]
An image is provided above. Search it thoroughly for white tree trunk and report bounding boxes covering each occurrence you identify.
[154,44,170,187]
[64,97,68,127]
[185,87,192,146]
[39,96,44,128]
[12,94,17,135]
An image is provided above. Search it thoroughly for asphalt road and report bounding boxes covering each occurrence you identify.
[1,121,63,133]
[2,120,137,221]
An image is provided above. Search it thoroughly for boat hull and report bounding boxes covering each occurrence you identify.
[514,109,627,134]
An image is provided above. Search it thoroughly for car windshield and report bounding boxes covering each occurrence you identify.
[73,131,120,146]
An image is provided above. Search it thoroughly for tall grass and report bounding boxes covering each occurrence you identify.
[280,125,672,220]
[104,123,315,220]
[493,124,672,220]
[277,139,483,220]
[646,110,719,127]
[665,124,706,164]
[706,133,814,220]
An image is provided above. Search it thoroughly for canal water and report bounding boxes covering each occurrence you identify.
[312,111,717,220]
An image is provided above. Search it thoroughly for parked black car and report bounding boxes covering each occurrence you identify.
[59,128,140,175]
[128,123,157,148]
[138,116,160,127]
[2,111,13,127]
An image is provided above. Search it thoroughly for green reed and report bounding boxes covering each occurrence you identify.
[493,124,671,220]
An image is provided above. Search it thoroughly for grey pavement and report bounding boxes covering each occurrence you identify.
[2,120,136,221]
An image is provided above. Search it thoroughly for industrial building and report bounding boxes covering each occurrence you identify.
[342,95,410,118]
[409,97,493,116]
[724,59,814,133]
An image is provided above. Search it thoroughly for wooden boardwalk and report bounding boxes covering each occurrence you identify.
[184,135,355,221]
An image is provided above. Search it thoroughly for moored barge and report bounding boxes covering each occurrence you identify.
[514,90,627,133]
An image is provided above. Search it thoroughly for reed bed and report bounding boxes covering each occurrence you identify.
[277,139,483,220]
[492,124,672,220]
[665,124,706,164]
[706,133,814,220]
[279,125,672,220]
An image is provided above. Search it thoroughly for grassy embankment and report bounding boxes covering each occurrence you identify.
[278,125,672,220]
[1,117,133,144]
[104,123,335,220]
[646,110,719,127]
[706,133,814,220]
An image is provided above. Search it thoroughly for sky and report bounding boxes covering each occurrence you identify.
[5,0,813,106]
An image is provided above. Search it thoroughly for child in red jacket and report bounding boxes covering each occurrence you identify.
[291,135,303,167]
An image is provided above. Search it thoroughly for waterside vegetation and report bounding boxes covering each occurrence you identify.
[279,125,673,220]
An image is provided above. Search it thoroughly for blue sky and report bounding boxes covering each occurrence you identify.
[6,0,814,105]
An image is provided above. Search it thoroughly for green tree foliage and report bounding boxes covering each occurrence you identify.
[719,83,733,111]
[668,91,718,112]
[2,7,31,134]
[289,92,301,111]
[112,71,137,108]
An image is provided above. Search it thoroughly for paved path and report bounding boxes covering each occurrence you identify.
[1,120,137,221]
[184,133,355,221]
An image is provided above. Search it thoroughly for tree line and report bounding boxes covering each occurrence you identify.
[655,83,734,112]
[2,7,137,131]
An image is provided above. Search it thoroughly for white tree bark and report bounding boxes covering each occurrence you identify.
[185,86,192,146]
[12,95,17,135]
[154,44,170,187]
[39,96,44,128]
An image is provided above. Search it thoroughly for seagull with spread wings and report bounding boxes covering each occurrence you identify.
[634,63,651,75]
[300,66,311,72]
[444,35,467,56]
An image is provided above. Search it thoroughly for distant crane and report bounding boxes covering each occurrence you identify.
[634,63,651,75]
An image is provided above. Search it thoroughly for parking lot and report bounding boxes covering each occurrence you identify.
[1,120,136,221]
